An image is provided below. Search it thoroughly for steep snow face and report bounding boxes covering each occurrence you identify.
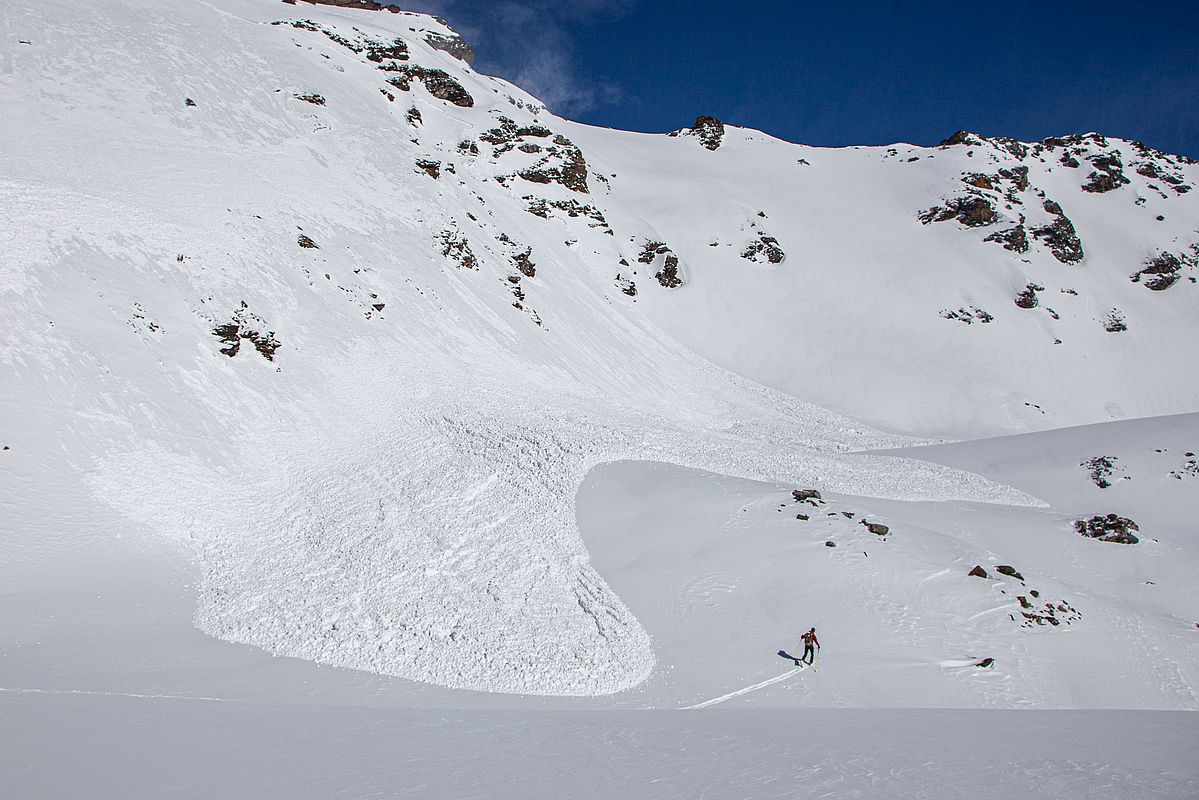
[572,126,1199,437]
[0,0,1195,699]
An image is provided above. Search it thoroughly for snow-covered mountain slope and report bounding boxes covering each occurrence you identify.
[1,0,1197,713]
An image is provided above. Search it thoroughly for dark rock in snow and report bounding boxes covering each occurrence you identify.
[918,195,997,227]
[1081,152,1130,193]
[792,489,822,502]
[297,233,319,249]
[975,657,995,668]
[1030,200,1084,264]
[1131,252,1183,291]
[968,565,989,579]
[984,224,1030,253]
[212,303,281,361]
[741,233,786,264]
[941,306,994,324]
[861,520,889,536]
[387,66,473,107]
[1081,456,1120,489]
[415,159,441,179]
[437,229,477,270]
[995,565,1024,581]
[638,241,683,288]
[1014,282,1044,309]
[425,32,474,64]
[668,115,726,150]
[1074,514,1139,544]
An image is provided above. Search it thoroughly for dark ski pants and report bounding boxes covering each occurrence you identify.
[801,644,815,664]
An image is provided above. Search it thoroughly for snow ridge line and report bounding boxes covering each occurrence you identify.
[682,664,808,710]
[0,687,237,703]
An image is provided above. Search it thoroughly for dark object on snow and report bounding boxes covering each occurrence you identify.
[1130,252,1182,292]
[425,32,474,64]
[792,489,822,502]
[975,658,995,668]
[1074,514,1140,544]
[861,520,889,536]
[184,98,197,107]
[212,308,280,362]
[297,233,319,249]
[1014,282,1044,309]
[295,93,326,106]
[995,565,1024,581]
[796,513,809,521]
[667,115,726,150]
[919,195,997,227]
[1102,309,1127,333]
[387,66,473,107]
[1081,456,1119,488]
[825,541,836,547]
[968,565,989,579]
[415,159,441,179]
[1030,200,1084,264]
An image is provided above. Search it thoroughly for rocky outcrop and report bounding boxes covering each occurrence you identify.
[519,140,589,193]
[1030,200,1083,264]
[638,241,683,289]
[415,159,440,179]
[968,565,989,578]
[668,115,725,151]
[740,232,785,264]
[860,520,889,536]
[1130,252,1183,291]
[984,224,1030,253]
[1081,456,1121,489]
[212,302,280,361]
[1081,152,1130,193]
[918,195,997,227]
[938,131,1028,159]
[1103,309,1127,332]
[1074,514,1139,544]
[424,32,473,64]
[941,306,994,324]
[386,66,473,107]
[436,229,477,270]
[792,489,822,502]
[286,0,405,11]
[1014,282,1043,309]
[297,233,319,249]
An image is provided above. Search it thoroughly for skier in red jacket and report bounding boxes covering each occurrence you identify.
[800,627,820,665]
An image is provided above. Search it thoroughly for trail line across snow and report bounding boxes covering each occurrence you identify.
[0,687,237,703]
[683,663,809,710]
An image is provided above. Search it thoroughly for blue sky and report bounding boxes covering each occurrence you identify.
[405,0,1197,157]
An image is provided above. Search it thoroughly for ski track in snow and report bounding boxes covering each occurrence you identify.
[683,664,807,709]
[0,687,236,703]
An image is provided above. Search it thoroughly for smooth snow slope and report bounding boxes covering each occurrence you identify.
[579,452,1199,710]
[4,693,1196,800]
